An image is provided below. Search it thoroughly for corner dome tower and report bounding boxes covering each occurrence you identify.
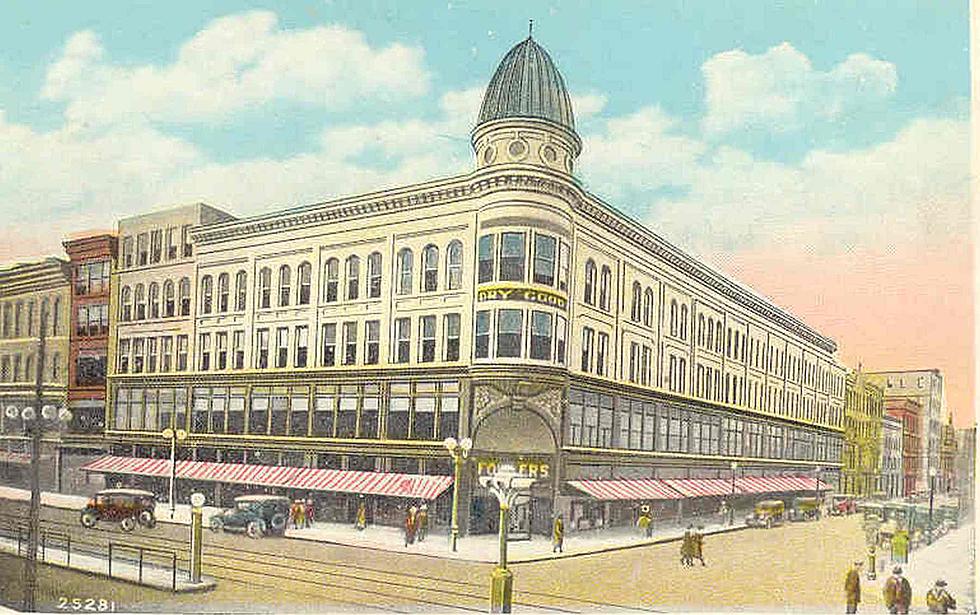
[472,34,581,174]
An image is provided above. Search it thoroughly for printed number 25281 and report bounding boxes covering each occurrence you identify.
[57,598,116,612]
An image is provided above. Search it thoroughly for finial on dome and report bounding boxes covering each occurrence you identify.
[528,19,533,38]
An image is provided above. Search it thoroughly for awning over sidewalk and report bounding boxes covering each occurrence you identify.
[0,451,30,465]
[80,455,453,500]
[662,478,743,498]
[567,478,683,501]
[736,475,832,494]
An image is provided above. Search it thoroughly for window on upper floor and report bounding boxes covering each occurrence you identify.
[533,234,556,287]
[120,286,132,322]
[478,235,495,283]
[234,271,247,311]
[122,236,134,269]
[444,313,461,361]
[706,318,714,350]
[278,265,291,307]
[257,268,272,309]
[396,249,413,295]
[584,259,597,306]
[148,283,160,319]
[216,274,229,312]
[422,246,438,292]
[715,322,723,353]
[200,276,213,314]
[134,284,146,320]
[643,288,654,327]
[629,281,641,321]
[499,232,526,282]
[530,311,553,361]
[137,233,148,266]
[163,280,175,317]
[367,252,383,298]
[496,309,523,358]
[297,262,311,305]
[581,326,594,373]
[345,256,360,300]
[323,258,339,302]
[179,277,191,316]
[446,241,463,290]
[600,266,612,312]
[679,304,688,340]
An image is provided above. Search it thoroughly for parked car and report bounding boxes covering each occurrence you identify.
[746,500,785,529]
[80,488,157,531]
[210,495,290,538]
[829,495,857,516]
[789,496,821,522]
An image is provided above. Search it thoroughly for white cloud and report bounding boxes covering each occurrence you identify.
[571,92,608,120]
[42,11,431,126]
[701,42,897,138]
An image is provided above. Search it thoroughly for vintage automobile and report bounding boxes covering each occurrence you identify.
[79,488,157,531]
[210,495,290,538]
[829,495,857,516]
[939,503,960,528]
[789,496,821,521]
[745,500,785,528]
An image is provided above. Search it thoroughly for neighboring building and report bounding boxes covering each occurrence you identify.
[0,258,71,488]
[939,413,957,496]
[842,369,884,497]
[880,414,903,499]
[886,398,922,497]
[85,35,847,534]
[954,427,975,514]
[868,369,945,493]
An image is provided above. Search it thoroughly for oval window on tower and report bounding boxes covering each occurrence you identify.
[483,145,497,165]
[540,144,558,164]
[508,139,528,160]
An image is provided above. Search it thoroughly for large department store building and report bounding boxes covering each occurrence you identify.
[87,35,846,535]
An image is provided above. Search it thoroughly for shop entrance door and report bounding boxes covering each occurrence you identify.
[508,494,532,541]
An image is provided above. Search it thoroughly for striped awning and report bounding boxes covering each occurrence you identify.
[663,477,743,498]
[0,451,30,465]
[567,478,683,501]
[80,455,453,500]
[736,475,832,494]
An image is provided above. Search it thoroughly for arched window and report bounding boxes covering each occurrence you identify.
[217,273,229,312]
[298,262,312,305]
[120,286,132,322]
[51,298,60,335]
[706,318,714,349]
[179,278,191,315]
[584,259,596,306]
[257,268,271,309]
[148,282,160,319]
[323,259,339,302]
[446,241,462,290]
[162,280,175,317]
[200,276,213,314]
[643,288,654,327]
[278,265,291,306]
[669,299,677,336]
[134,284,146,320]
[235,271,247,311]
[630,282,641,321]
[716,322,723,353]
[396,248,413,295]
[679,304,688,340]
[422,245,438,292]
[600,266,612,311]
[346,256,360,300]
[367,252,382,298]
[698,315,705,347]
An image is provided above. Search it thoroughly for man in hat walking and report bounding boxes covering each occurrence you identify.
[552,514,565,553]
[638,505,653,538]
[883,566,913,614]
[926,579,957,613]
[416,503,429,542]
[844,560,863,614]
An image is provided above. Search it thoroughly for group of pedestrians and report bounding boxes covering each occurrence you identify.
[403,503,429,546]
[680,525,706,567]
[845,562,957,614]
[289,498,315,529]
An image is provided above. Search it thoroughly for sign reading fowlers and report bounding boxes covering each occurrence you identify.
[476,457,551,479]
[477,284,568,310]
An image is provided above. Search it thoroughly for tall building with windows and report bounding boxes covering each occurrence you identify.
[880,414,903,499]
[939,413,957,496]
[86,35,846,534]
[842,369,884,497]
[886,397,922,496]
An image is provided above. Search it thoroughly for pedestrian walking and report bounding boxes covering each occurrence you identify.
[692,525,706,566]
[354,497,367,531]
[680,525,695,567]
[718,500,730,526]
[552,514,564,553]
[294,499,306,529]
[417,504,429,542]
[891,530,909,564]
[289,499,300,529]
[637,505,653,539]
[304,498,314,528]
[844,560,863,613]
[926,579,957,614]
[404,505,417,546]
[883,566,912,614]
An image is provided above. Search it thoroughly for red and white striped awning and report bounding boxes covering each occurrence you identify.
[0,451,31,465]
[80,455,453,500]
[567,478,683,501]
[736,475,832,494]
[662,478,743,498]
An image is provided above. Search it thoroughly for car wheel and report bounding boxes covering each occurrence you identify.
[120,516,137,532]
[139,510,156,528]
[246,520,264,539]
[80,510,98,529]
[270,513,287,534]
[210,517,224,533]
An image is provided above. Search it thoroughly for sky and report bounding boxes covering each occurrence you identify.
[0,1,971,426]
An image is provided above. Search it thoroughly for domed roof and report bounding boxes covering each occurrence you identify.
[477,36,575,131]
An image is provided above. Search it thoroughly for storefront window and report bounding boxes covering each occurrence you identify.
[359,387,380,439]
[412,393,435,440]
[228,389,245,434]
[478,235,495,283]
[289,389,309,436]
[475,311,490,359]
[388,384,410,440]
[337,386,358,438]
[249,389,269,434]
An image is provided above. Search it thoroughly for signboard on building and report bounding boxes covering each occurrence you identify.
[475,457,551,479]
[477,285,568,311]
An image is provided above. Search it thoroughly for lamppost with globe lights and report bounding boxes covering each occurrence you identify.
[443,436,472,552]
[161,427,188,518]
[479,463,535,613]
[189,492,206,583]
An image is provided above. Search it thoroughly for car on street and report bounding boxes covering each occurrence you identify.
[746,499,785,528]
[789,496,821,521]
[210,494,290,538]
[80,488,157,531]
[829,495,857,516]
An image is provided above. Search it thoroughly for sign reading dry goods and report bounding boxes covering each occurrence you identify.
[477,285,568,310]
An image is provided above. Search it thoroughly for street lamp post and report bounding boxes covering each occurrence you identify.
[814,466,823,500]
[729,461,738,526]
[928,467,937,544]
[479,464,535,614]
[189,492,206,583]
[443,436,472,552]
[161,427,188,518]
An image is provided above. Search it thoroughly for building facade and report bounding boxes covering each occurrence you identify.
[842,369,883,497]
[880,414,903,499]
[885,398,922,497]
[91,35,846,534]
[868,369,945,493]
[939,413,957,497]
[954,427,974,515]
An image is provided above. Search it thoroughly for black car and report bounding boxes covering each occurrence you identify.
[210,495,289,538]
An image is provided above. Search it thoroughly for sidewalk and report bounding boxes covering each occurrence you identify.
[286,517,746,563]
[865,524,975,613]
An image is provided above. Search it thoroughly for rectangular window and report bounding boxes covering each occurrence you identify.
[419,315,436,363]
[199,333,211,371]
[412,394,435,440]
[313,387,335,436]
[320,324,336,367]
[641,346,652,386]
[556,315,567,365]
[388,386,410,439]
[343,322,357,365]
[394,318,411,363]
[496,309,523,358]
[557,240,570,292]
[255,329,269,369]
[233,331,245,369]
[176,335,188,371]
[475,310,491,359]
[443,314,460,361]
[336,387,357,437]
[150,229,162,263]
[365,320,380,365]
[478,235,495,283]
[227,389,245,434]
[529,311,552,360]
[360,387,380,438]
[118,339,130,373]
[181,225,193,257]
[629,342,639,382]
[137,233,148,266]
[160,336,173,373]
[216,332,228,370]
[146,337,158,373]
[533,234,556,286]
[275,327,288,368]
[166,226,178,260]
[499,232,526,281]
[249,390,269,434]
[581,327,594,372]
[289,390,309,436]
[596,332,609,376]
[294,326,309,367]
[132,338,145,373]
[122,237,134,268]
